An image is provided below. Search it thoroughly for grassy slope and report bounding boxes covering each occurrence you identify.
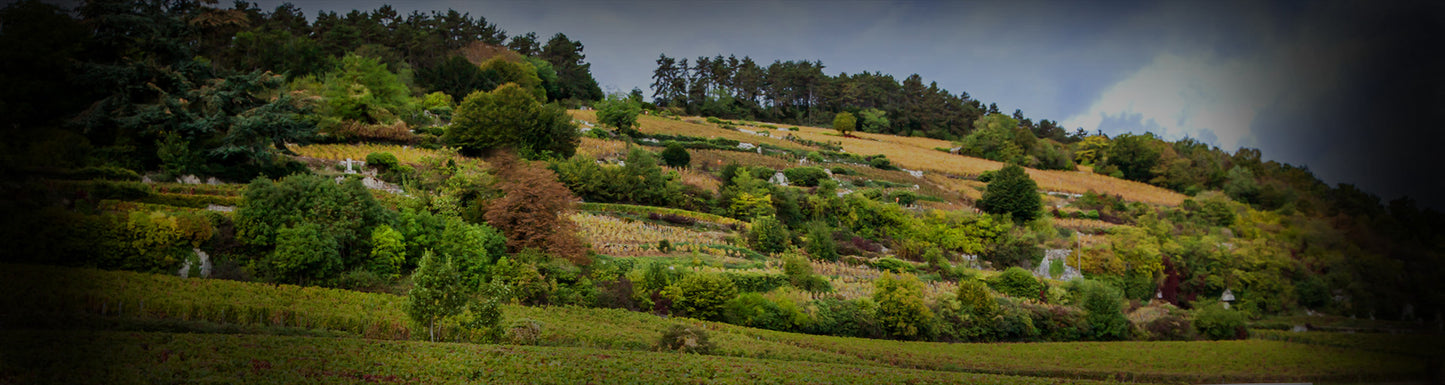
[571,110,1185,206]
[0,330,1127,385]
[3,264,1423,384]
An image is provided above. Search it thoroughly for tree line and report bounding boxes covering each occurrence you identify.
[650,53,1075,142]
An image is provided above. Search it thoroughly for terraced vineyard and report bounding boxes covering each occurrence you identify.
[2,264,1424,384]
[571,109,1184,205]
[571,212,729,256]
[288,143,458,165]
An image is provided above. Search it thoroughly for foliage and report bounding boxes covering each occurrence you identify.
[803,222,839,261]
[979,164,1042,223]
[991,267,1043,299]
[956,279,999,320]
[407,251,469,341]
[832,111,857,136]
[660,142,691,168]
[857,108,889,133]
[484,155,587,264]
[317,53,416,126]
[1078,279,1130,341]
[596,93,642,134]
[656,324,714,354]
[445,83,577,159]
[782,167,828,187]
[665,273,738,321]
[234,174,391,283]
[747,216,791,255]
[1194,302,1248,340]
[960,114,1026,164]
[365,152,399,171]
[1098,132,1163,183]
[263,223,342,284]
[873,273,933,339]
[368,225,406,279]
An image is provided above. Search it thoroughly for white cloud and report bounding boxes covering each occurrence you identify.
[1060,51,1283,151]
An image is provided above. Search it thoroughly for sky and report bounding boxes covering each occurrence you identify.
[252,0,1444,208]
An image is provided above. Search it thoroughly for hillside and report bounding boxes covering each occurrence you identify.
[2,1,1441,383]
[569,110,1187,206]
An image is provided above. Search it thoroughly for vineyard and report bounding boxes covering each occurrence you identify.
[738,118,1186,206]
[578,202,747,229]
[0,264,1426,384]
[571,213,729,256]
[1,330,1133,385]
[288,143,455,165]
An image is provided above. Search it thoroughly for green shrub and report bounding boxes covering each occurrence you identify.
[262,222,341,284]
[1079,279,1130,341]
[803,222,838,262]
[1194,302,1248,340]
[665,273,738,321]
[990,266,1043,299]
[660,141,690,168]
[365,152,400,171]
[1143,308,1195,341]
[724,293,803,331]
[782,167,828,187]
[871,257,915,274]
[747,216,790,254]
[873,273,933,339]
[808,298,881,338]
[956,279,998,320]
[979,164,1042,223]
[656,324,713,354]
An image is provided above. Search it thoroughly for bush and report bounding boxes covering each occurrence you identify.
[871,257,915,274]
[1194,302,1248,340]
[505,319,545,345]
[660,142,690,168]
[803,223,838,261]
[979,164,1042,223]
[956,279,998,320]
[723,293,806,331]
[873,273,933,339]
[747,216,790,254]
[595,94,641,134]
[665,273,738,321]
[990,267,1043,299]
[1142,309,1194,341]
[782,167,828,187]
[262,223,341,284]
[866,155,895,170]
[364,152,399,171]
[445,83,577,159]
[1079,279,1130,341]
[656,324,713,354]
[808,298,881,338]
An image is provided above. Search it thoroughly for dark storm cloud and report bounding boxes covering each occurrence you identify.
[250,0,1444,207]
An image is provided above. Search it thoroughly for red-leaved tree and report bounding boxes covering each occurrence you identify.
[484,152,589,265]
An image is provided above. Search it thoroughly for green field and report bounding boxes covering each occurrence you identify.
[0,330,1129,385]
[1,264,1428,384]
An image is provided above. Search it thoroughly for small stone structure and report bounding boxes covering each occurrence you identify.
[768,172,790,186]
[178,248,212,278]
[1033,249,1082,280]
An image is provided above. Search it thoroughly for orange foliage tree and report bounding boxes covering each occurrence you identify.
[484,153,589,264]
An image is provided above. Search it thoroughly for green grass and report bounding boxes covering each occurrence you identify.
[1252,329,1445,357]
[2,264,1429,384]
[0,330,1128,385]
